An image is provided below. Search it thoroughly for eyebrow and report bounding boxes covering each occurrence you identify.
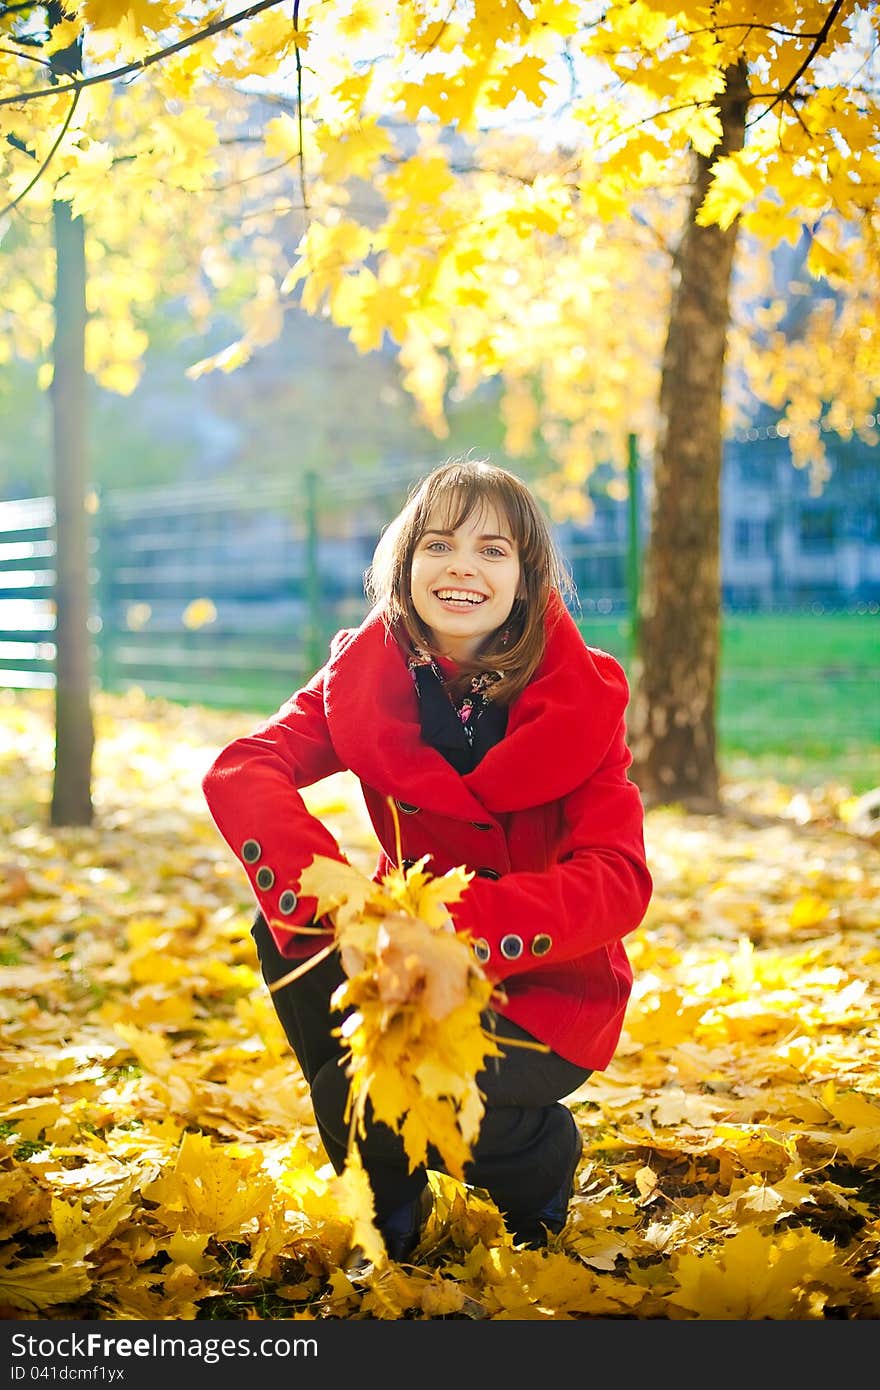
[423,528,514,544]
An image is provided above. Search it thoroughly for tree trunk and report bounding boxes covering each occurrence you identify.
[628,63,750,813]
[49,16,93,826]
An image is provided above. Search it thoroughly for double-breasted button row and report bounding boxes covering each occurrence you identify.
[240,839,297,915]
[471,932,554,965]
[393,802,497,835]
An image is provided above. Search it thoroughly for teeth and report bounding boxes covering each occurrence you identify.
[436,589,485,604]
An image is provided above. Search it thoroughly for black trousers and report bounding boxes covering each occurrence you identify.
[252,913,590,1224]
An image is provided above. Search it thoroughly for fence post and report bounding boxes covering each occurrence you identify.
[92,488,114,694]
[304,470,322,673]
[626,432,641,658]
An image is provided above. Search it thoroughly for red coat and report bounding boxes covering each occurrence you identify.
[201,590,652,1069]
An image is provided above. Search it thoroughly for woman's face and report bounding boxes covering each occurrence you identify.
[409,501,521,661]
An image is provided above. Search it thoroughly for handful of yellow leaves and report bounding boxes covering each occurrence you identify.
[269,837,503,1186]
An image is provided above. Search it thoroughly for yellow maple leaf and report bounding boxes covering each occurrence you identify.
[298,854,382,931]
[52,1177,138,1260]
[669,1225,846,1319]
[0,1257,91,1312]
[383,858,473,927]
[142,1131,274,1240]
[81,0,174,37]
[696,151,765,231]
[487,56,552,110]
[373,915,471,1021]
[329,1148,386,1267]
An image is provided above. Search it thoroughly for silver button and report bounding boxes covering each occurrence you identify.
[255,866,275,891]
[531,933,553,957]
[472,938,491,964]
[241,839,261,863]
[476,867,500,880]
[394,800,420,815]
[500,934,524,960]
[278,890,298,915]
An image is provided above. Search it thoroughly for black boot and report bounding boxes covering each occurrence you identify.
[507,1113,583,1249]
[379,1185,432,1262]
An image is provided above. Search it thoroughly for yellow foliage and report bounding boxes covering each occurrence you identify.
[669,1225,857,1319]
[2,0,878,478]
[297,842,501,1181]
[0,1257,92,1313]
[142,1131,275,1240]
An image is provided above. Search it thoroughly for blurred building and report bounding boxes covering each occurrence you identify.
[720,424,879,610]
[559,425,880,613]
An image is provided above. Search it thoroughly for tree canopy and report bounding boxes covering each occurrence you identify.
[2,2,878,505]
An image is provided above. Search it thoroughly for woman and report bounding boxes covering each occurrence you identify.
[202,457,652,1260]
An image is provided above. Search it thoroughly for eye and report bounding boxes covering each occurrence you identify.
[483,545,507,558]
[424,540,449,552]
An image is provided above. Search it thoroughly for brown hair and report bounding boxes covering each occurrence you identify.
[364,457,573,704]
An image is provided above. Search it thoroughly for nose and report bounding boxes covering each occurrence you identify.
[447,553,476,577]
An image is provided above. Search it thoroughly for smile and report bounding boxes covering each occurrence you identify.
[434,589,487,605]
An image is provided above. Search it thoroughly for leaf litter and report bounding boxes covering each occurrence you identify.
[0,689,878,1321]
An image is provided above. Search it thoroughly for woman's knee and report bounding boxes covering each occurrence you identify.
[310,1055,352,1146]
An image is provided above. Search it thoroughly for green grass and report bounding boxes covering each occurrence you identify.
[580,612,879,791]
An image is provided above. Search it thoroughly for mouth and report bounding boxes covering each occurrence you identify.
[433,588,488,608]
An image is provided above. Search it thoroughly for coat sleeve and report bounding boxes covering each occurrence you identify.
[449,720,652,983]
[201,657,349,959]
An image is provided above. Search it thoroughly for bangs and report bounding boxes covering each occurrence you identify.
[415,467,531,551]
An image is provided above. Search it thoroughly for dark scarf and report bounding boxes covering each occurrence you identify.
[409,653,508,775]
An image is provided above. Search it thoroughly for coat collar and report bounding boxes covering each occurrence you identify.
[323,590,629,818]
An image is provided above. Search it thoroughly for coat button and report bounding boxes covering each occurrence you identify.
[476,867,500,880]
[472,938,491,964]
[278,890,298,915]
[531,933,553,957]
[394,800,420,815]
[500,934,524,960]
[255,866,275,891]
[241,839,261,863]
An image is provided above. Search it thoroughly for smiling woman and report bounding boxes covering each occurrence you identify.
[201,455,652,1264]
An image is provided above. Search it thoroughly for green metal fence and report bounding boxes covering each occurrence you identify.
[0,495,57,691]
[1,472,876,781]
[0,468,641,710]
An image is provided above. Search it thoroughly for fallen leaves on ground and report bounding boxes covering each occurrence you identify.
[1,689,878,1321]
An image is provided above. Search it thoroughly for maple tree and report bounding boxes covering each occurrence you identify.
[1,690,878,1317]
[1,0,311,823]
[3,2,880,818]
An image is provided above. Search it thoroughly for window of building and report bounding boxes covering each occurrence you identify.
[733,519,772,556]
[799,507,837,551]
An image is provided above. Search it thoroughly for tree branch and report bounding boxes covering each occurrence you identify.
[762,0,848,116]
[293,0,308,217]
[0,0,286,107]
[0,85,79,217]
